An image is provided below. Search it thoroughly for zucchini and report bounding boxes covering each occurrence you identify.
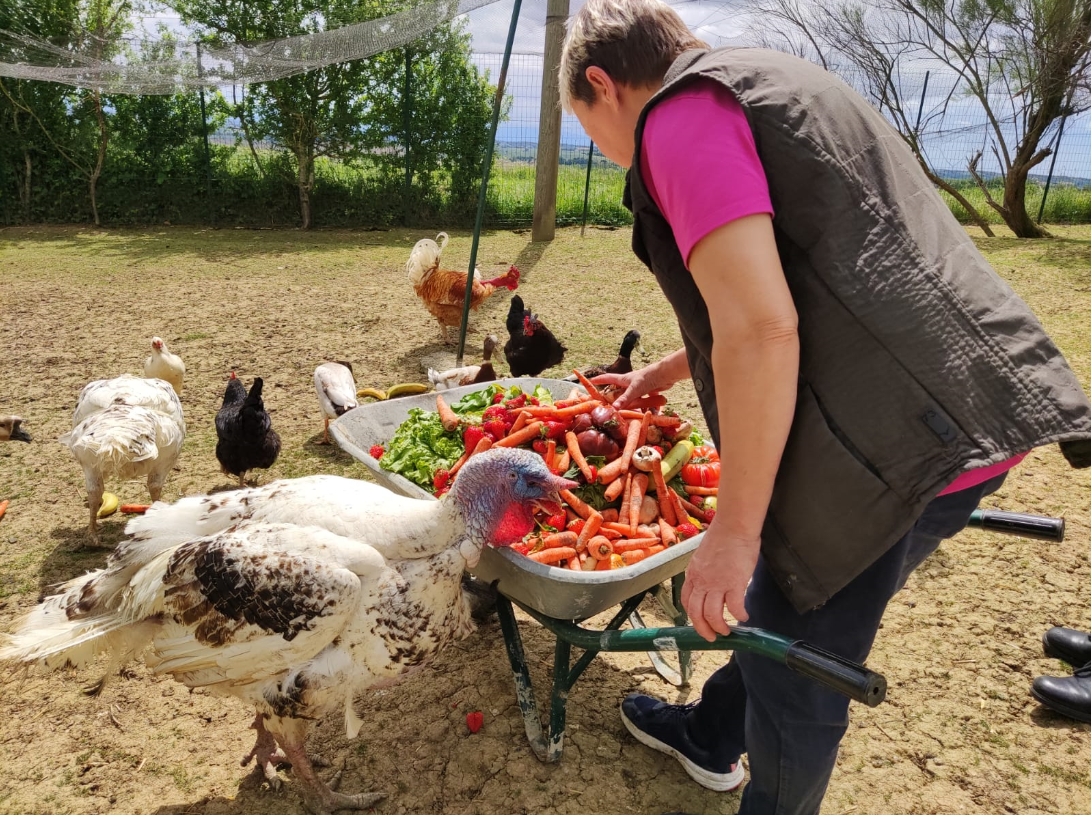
[661,439,695,482]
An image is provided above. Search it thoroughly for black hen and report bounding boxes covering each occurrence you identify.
[215,374,281,487]
[579,330,641,379]
[503,295,567,377]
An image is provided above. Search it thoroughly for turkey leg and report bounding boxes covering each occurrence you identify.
[280,738,386,813]
[240,713,288,787]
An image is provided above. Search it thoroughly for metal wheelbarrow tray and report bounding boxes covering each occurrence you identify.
[331,377,703,620]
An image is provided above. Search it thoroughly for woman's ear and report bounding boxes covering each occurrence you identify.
[585,65,621,110]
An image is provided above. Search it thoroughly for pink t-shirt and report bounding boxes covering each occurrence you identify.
[639,78,1025,495]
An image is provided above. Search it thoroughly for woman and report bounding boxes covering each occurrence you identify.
[560,1,1091,812]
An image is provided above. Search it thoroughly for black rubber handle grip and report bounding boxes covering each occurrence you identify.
[784,642,887,707]
[969,509,1065,542]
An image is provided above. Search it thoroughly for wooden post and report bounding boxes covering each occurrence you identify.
[531,0,570,242]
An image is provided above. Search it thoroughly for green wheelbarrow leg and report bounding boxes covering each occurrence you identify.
[495,591,647,762]
[626,573,694,686]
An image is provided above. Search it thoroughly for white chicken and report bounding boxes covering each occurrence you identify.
[2,448,574,814]
[314,361,358,444]
[144,336,185,395]
[60,375,186,543]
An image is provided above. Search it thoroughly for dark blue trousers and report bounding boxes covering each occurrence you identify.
[684,474,1006,815]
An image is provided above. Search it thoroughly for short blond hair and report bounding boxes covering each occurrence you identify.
[559,0,708,112]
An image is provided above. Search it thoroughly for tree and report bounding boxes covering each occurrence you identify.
[173,0,495,228]
[749,0,1091,238]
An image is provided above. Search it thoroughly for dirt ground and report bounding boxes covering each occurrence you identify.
[0,224,1088,815]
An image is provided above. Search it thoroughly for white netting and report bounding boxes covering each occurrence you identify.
[0,0,504,94]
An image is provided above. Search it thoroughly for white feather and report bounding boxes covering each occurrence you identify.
[314,362,358,420]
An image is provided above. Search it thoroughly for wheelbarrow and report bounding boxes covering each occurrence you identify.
[331,377,1065,762]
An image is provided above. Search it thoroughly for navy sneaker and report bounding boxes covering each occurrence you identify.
[620,694,745,792]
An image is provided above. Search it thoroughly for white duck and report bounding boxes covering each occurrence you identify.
[427,334,499,391]
[144,336,185,395]
[314,361,358,444]
[61,375,186,543]
[2,448,574,814]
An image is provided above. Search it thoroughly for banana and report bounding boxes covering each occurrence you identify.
[97,491,120,519]
[357,387,389,401]
[385,382,429,399]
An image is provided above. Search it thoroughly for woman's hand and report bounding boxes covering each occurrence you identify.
[680,526,761,641]
[591,348,691,409]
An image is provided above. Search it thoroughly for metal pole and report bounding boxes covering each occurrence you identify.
[580,139,594,237]
[455,0,523,365]
[403,47,413,226]
[914,70,930,134]
[196,42,214,226]
[1037,113,1068,224]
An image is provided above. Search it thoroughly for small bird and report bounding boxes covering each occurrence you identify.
[0,415,31,442]
[60,376,185,543]
[1,448,575,813]
[215,374,281,487]
[144,337,185,395]
[314,361,358,444]
[503,295,567,377]
[577,330,642,380]
[427,334,499,391]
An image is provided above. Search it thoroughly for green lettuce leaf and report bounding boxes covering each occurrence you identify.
[379,407,463,490]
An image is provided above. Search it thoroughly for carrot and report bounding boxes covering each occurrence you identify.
[567,387,582,401]
[595,555,616,571]
[528,547,578,565]
[119,504,151,514]
[629,473,649,535]
[604,476,627,502]
[555,395,593,408]
[545,439,557,471]
[542,531,579,549]
[600,508,619,523]
[555,449,571,474]
[678,494,712,523]
[621,473,633,521]
[619,411,682,428]
[436,394,460,432]
[567,553,583,571]
[621,549,651,565]
[659,517,679,546]
[683,486,719,496]
[648,544,666,556]
[597,527,623,540]
[0,499,8,522]
[587,535,614,559]
[636,410,653,449]
[571,369,608,402]
[603,521,639,535]
[565,431,595,482]
[509,411,530,435]
[613,537,660,553]
[525,401,599,419]
[651,464,676,525]
[597,418,642,483]
[494,421,544,448]
[574,511,604,553]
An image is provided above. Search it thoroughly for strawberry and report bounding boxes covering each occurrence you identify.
[529,396,540,406]
[483,405,513,423]
[567,518,586,536]
[587,464,598,483]
[505,393,527,409]
[541,420,568,440]
[483,419,508,441]
[545,511,567,531]
[532,439,548,455]
[492,391,505,404]
[676,522,700,540]
[510,541,531,556]
[433,469,450,492]
[368,444,384,461]
[465,711,484,734]
[704,509,716,522]
[463,425,486,453]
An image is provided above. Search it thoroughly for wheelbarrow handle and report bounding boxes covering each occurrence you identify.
[967,509,1065,542]
[783,641,887,707]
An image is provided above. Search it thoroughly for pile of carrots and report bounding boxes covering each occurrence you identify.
[431,372,719,572]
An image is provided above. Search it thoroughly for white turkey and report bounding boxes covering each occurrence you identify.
[314,361,358,444]
[61,375,186,543]
[143,336,185,395]
[1,448,574,813]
